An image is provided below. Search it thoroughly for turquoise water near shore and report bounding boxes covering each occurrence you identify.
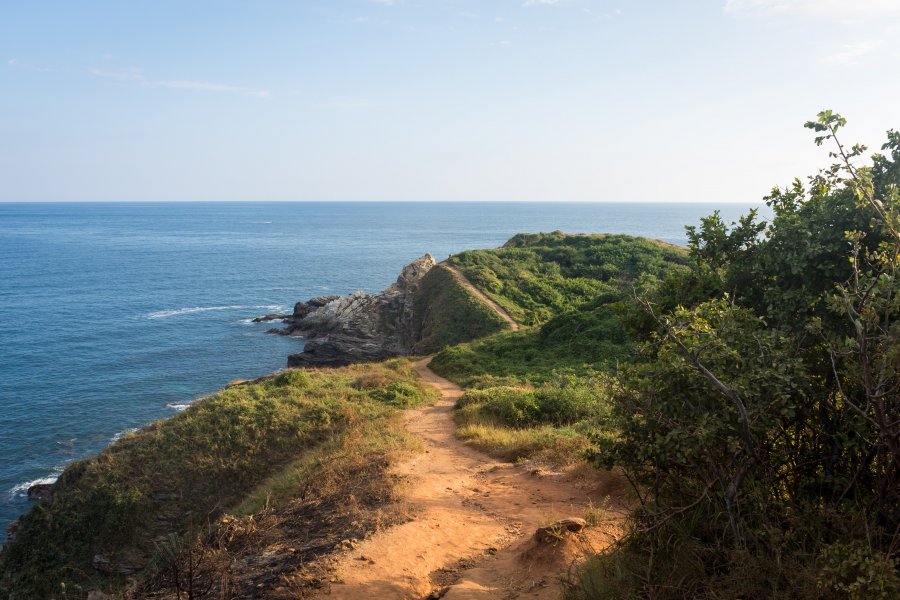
[0,201,765,539]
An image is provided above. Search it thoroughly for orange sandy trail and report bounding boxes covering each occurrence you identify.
[319,360,624,600]
[439,263,521,331]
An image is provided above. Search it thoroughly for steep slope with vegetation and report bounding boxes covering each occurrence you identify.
[410,263,511,353]
[433,233,691,384]
[0,361,438,598]
[450,232,689,326]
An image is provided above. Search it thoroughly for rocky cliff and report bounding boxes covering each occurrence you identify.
[279,254,438,367]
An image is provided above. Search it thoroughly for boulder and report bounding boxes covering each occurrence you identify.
[534,517,587,543]
[27,483,53,501]
[251,313,287,323]
[293,295,342,320]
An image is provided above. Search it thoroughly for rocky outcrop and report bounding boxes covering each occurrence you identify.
[281,255,437,367]
[252,313,288,323]
[27,484,53,501]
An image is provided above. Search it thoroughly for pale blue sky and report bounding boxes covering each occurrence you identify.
[2,0,898,202]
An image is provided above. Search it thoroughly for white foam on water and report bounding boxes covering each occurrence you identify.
[146,305,247,319]
[166,402,191,412]
[147,305,286,320]
[8,465,67,499]
[254,305,286,311]
[109,428,139,444]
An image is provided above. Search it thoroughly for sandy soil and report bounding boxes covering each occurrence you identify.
[318,360,625,599]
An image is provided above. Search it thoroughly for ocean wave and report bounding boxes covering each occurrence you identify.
[109,428,139,444]
[166,402,191,412]
[146,305,247,319]
[146,305,285,319]
[8,466,67,499]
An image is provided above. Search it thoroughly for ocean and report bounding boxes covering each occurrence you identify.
[0,201,765,539]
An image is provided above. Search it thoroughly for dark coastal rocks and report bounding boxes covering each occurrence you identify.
[6,518,19,543]
[293,295,341,320]
[252,313,288,323]
[284,255,436,367]
[26,483,53,501]
[288,338,396,368]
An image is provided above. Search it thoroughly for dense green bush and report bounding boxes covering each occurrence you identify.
[368,381,433,408]
[457,377,608,429]
[570,112,900,598]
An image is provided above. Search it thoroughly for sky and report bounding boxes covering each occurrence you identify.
[1,0,899,202]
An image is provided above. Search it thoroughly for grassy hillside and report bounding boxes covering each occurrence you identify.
[449,232,689,326]
[430,233,691,467]
[433,233,691,387]
[411,263,510,353]
[0,360,438,599]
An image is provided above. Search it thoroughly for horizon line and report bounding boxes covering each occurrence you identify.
[0,199,763,204]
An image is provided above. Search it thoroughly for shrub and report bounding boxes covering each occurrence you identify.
[272,370,311,388]
[458,386,540,426]
[368,381,431,408]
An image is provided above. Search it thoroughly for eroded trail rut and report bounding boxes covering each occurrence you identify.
[320,360,623,599]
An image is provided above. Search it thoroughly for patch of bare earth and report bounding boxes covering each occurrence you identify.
[316,360,625,600]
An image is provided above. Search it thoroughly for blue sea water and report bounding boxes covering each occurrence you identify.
[0,201,766,539]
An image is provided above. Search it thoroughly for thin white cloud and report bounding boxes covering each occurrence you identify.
[822,40,884,65]
[7,58,54,72]
[90,67,270,98]
[725,0,900,18]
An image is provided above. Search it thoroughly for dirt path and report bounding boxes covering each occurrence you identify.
[440,263,521,331]
[320,360,624,599]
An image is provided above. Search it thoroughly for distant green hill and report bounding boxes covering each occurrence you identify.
[433,233,691,384]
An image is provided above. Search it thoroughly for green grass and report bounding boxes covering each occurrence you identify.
[0,359,438,599]
[449,377,611,466]
[454,421,592,466]
[433,233,691,386]
[430,233,680,467]
[411,263,511,353]
[450,232,689,327]
[430,300,632,386]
